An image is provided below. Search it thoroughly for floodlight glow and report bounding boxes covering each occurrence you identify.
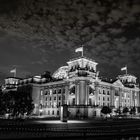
[34,120,87,124]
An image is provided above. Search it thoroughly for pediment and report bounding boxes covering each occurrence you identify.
[113,79,124,87]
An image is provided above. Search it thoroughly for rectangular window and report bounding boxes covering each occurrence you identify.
[58,89,61,94]
[50,97,51,100]
[107,91,110,95]
[59,102,61,106]
[53,90,56,94]
[45,90,48,95]
[108,97,110,101]
[52,110,54,115]
[59,96,61,100]
[103,90,105,95]
[40,90,43,96]
[54,97,56,100]
[115,90,119,96]
[57,110,59,115]
[103,97,105,101]
[63,88,65,93]
[72,98,75,105]
[89,98,92,105]
[99,89,101,94]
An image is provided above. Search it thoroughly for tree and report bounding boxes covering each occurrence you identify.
[115,108,121,115]
[123,107,129,115]
[14,85,34,118]
[41,71,52,82]
[130,107,136,116]
[0,85,34,119]
[101,106,112,118]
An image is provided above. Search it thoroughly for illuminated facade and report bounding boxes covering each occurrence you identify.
[2,56,140,118]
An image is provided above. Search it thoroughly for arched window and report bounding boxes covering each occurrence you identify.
[89,87,94,95]
[70,86,75,94]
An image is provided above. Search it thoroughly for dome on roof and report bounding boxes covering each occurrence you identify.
[52,66,69,79]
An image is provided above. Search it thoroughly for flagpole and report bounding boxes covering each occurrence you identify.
[14,68,16,77]
[126,65,127,75]
[81,45,83,57]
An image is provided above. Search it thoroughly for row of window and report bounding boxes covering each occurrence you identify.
[47,110,59,115]
[99,102,110,106]
[45,88,65,95]
[46,96,63,101]
[99,89,110,95]
[45,102,61,107]
[99,96,110,101]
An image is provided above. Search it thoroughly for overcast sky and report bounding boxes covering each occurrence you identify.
[0,0,140,84]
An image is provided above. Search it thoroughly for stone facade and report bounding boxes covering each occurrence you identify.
[2,56,140,118]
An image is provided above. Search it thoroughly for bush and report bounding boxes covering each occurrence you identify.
[101,106,112,117]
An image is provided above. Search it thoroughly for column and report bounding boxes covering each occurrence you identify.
[76,82,80,105]
[65,85,69,105]
[79,80,86,105]
[110,86,114,107]
[94,82,98,106]
[86,83,89,105]
[119,88,122,107]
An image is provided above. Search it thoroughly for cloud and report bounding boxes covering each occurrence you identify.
[0,0,139,82]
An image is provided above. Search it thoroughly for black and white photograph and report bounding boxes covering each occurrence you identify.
[0,0,140,140]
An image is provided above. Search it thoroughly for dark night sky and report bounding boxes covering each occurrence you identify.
[0,0,140,84]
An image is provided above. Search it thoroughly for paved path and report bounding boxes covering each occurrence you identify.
[0,118,140,139]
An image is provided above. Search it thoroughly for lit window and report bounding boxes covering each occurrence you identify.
[40,90,43,96]
[50,89,52,95]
